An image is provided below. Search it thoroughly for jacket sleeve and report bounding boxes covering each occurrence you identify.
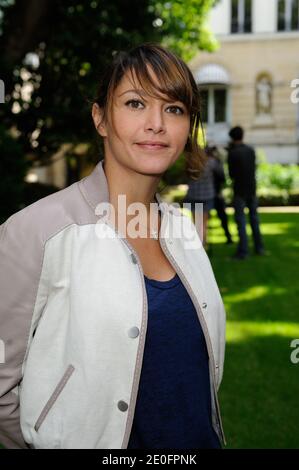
[0,211,47,449]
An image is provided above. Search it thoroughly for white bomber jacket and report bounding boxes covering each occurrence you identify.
[0,160,226,449]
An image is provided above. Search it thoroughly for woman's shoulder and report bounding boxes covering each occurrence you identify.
[0,180,85,248]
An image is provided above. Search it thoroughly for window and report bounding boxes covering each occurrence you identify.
[231,0,252,34]
[199,87,228,124]
[278,0,299,31]
[231,0,239,33]
[291,0,299,29]
[278,0,286,30]
[244,0,252,32]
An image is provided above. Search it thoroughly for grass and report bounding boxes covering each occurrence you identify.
[204,209,299,449]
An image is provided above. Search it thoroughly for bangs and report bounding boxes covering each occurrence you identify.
[106,43,200,117]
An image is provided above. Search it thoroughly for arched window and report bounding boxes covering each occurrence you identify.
[199,88,227,124]
[231,0,252,34]
[194,65,230,125]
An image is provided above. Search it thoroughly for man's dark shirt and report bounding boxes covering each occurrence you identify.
[227,143,256,198]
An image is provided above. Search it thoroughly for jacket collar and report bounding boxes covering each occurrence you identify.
[79,159,167,214]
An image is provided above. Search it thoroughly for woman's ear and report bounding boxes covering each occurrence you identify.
[92,103,107,137]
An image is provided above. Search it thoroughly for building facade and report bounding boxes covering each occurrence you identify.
[189,0,299,163]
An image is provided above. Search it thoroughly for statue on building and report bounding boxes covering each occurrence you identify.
[256,75,272,115]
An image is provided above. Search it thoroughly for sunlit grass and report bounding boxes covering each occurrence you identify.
[205,210,299,449]
[224,286,286,304]
[226,321,299,343]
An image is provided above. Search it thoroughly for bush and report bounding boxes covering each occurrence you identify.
[23,182,59,207]
[256,162,299,192]
[163,155,299,194]
[0,125,29,224]
[162,153,188,185]
[220,161,299,206]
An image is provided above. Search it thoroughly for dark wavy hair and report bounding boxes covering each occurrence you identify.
[92,42,207,180]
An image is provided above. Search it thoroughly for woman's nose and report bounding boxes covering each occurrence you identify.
[144,107,166,133]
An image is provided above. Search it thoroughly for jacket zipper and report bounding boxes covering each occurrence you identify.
[102,218,226,447]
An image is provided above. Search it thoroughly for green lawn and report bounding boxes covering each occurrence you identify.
[206,209,299,449]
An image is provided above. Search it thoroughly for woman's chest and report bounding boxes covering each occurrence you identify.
[126,236,176,281]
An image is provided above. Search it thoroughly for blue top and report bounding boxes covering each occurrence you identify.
[127,272,221,449]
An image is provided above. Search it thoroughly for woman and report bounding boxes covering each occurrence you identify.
[0,43,226,449]
[211,145,233,245]
[184,145,224,249]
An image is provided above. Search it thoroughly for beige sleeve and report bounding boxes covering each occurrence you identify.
[0,212,46,448]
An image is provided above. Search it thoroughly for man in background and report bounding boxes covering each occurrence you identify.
[227,126,265,260]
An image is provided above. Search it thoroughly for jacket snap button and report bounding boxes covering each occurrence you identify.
[128,327,140,338]
[202,302,207,309]
[118,401,128,412]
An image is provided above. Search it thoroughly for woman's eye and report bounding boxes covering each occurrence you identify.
[166,106,184,115]
[125,100,184,115]
[125,99,144,109]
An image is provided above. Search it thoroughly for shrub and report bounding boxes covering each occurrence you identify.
[0,125,29,224]
[23,182,59,207]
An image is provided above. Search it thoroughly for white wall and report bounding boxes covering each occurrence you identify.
[253,0,277,33]
[259,145,299,164]
[209,0,230,35]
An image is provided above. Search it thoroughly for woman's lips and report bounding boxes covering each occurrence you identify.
[136,143,168,150]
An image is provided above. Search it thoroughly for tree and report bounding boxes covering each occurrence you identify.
[0,123,28,223]
[0,0,218,217]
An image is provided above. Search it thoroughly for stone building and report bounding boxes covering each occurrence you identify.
[189,0,299,163]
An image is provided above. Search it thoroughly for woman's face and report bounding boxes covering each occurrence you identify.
[92,66,190,176]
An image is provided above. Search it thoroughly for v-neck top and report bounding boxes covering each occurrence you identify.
[127,272,221,449]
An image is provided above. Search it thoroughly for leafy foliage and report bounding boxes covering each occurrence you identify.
[0,124,29,222]
[0,0,219,221]
[0,0,217,175]
[256,162,299,192]
[153,0,219,61]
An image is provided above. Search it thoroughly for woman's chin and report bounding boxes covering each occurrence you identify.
[132,153,173,174]
[135,159,170,176]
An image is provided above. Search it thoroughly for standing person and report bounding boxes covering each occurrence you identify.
[0,43,226,449]
[227,126,265,259]
[183,146,222,249]
[210,146,233,245]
